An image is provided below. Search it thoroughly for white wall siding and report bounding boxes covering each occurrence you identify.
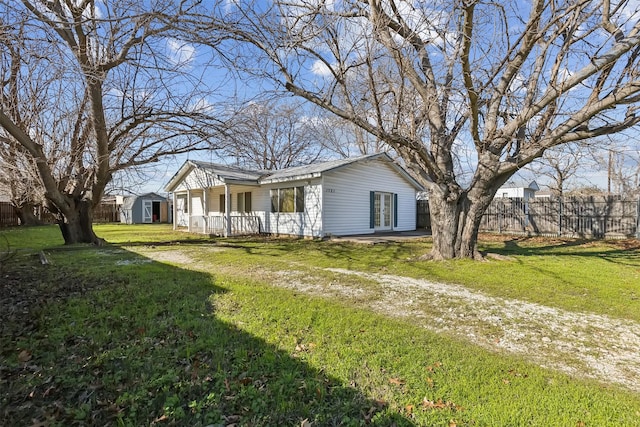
[496,188,524,198]
[322,159,417,235]
[263,180,323,237]
[495,188,536,200]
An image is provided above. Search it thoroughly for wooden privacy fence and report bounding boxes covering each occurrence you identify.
[0,202,19,227]
[94,203,120,223]
[417,196,640,239]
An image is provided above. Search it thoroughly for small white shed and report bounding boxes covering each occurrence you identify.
[164,152,423,237]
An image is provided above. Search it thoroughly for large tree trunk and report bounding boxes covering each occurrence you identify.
[13,202,44,226]
[57,199,102,245]
[427,175,506,260]
[428,193,486,260]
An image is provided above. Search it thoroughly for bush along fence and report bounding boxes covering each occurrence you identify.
[417,196,640,239]
[0,201,120,227]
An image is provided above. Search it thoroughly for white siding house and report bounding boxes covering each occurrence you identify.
[164,153,423,237]
[495,181,540,200]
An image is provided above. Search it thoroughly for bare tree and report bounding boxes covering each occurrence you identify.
[0,0,226,244]
[600,146,640,195]
[0,21,49,225]
[220,99,324,170]
[182,0,640,259]
[527,143,602,197]
[309,108,389,158]
[0,148,45,226]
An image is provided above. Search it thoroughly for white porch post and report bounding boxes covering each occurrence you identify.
[202,189,208,234]
[225,183,231,237]
[172,192,177,230]
[187,189,191,232]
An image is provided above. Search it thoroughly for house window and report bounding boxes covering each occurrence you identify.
[245,192,252,212]
[295,187,304,213]
[280,188,294,212]
[219,194,225,213]
[270,187,304,213]
[237,192,252,213]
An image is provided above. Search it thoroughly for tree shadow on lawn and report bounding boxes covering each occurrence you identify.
[485,236,640,266]
[116,237,415,271]
[0,247,412,426]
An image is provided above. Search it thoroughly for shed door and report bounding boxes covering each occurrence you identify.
[142,200,153,223]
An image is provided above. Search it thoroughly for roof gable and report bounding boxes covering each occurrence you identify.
[164,160,263,192]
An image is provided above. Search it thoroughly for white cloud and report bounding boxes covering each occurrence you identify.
[311,60,333,77]
[166,38,196,66]
[82,0,105,19]
[190,98,216,113]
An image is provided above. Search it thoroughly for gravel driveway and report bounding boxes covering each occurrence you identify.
[138,247,640,393]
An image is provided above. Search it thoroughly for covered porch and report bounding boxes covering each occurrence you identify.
[172,180,264,237]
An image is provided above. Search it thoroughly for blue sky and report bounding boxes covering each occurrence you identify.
[112,0,640,196]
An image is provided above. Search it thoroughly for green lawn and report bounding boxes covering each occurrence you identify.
[1,224,639,426]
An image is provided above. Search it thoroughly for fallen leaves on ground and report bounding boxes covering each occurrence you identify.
[422,398,462,412]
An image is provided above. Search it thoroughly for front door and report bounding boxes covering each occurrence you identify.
[374,192,392,231]
[142,200,152,223]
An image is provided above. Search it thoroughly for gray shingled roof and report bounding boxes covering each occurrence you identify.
[189,160,263,182]
[500,180,540,190]
[259,153,387,183]
[166,152,423,191]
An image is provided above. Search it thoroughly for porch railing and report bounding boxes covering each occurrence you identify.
[207,215,261,235]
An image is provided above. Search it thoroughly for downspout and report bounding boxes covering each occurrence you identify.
[225,183,231,237]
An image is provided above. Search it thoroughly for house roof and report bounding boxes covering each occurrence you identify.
[164,152,424,192]
[122,192,169,209]
[189,160,264,182]
[258,152,422,188]
[124,192,168,200]
[499,180,540,191]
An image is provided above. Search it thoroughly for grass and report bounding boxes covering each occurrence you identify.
[104,225,639,322]
[1,224,640,426]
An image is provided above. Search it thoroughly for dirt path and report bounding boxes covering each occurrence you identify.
[138,247,640,393]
